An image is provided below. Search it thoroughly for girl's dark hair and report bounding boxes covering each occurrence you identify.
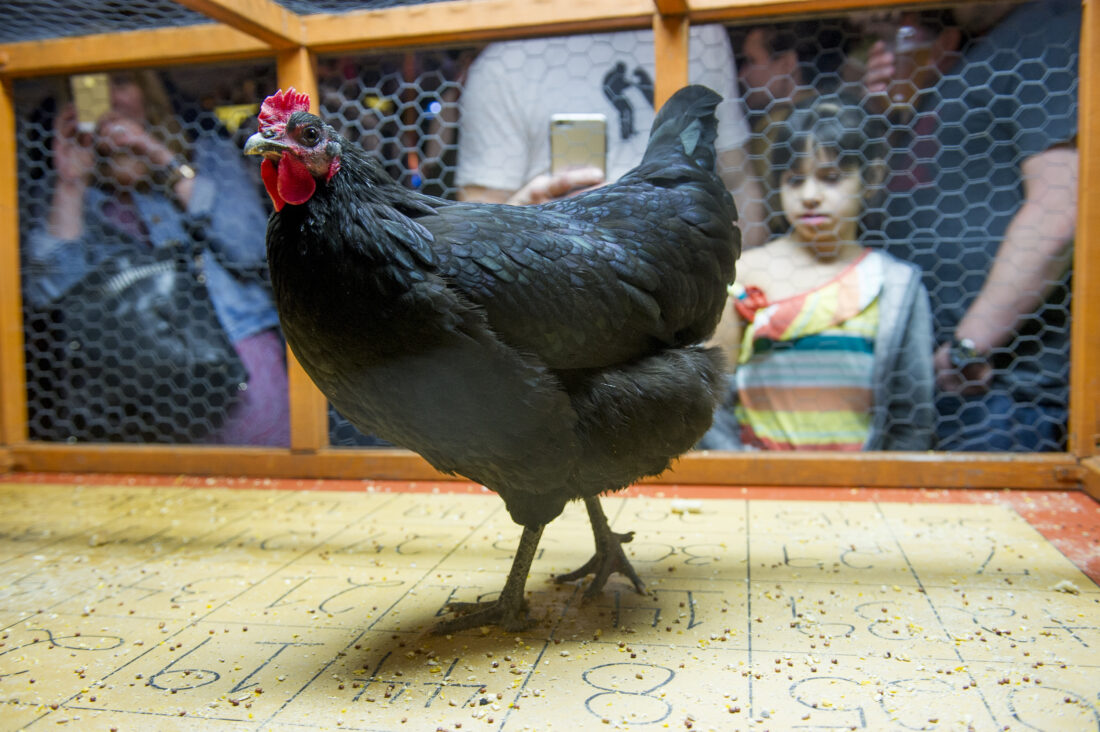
[767,93,887,188]
[762,93,889,236]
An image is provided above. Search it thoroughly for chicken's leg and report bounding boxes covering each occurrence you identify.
[555,496,646,598]
[432,524,544,634]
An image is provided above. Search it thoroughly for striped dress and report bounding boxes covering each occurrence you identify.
[733,250,884,451]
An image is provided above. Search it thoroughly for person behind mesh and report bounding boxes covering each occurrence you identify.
[730,19,855,128]
[454,26,767,247]
[729,19,859,238]
[861,3,1078,451]
[23,70,289,447]
[700,94,934,451]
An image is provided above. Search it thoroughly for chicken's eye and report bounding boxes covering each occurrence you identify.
[300,126,320,146]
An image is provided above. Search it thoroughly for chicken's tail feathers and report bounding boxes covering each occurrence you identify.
[640,85,722,172]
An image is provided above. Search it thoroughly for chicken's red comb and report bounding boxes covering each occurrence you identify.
[259,88,311,130]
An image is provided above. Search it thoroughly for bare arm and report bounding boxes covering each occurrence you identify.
[956,146,1076,351]
[458,167,605,205]
[457,184,511,204]
[936,145,1077,391]
[46,106,93,240]
[708,297,744,372]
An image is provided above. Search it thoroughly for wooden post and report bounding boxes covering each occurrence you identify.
[1070,0,1100,459]
[1084,457,1100,501]
[0,75,28,449]
[276,47,330,453]
[652,2,689,109]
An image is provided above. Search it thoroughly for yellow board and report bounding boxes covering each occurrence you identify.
[1,481,1098,730]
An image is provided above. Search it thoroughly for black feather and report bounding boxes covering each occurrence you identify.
[263,83,739,533]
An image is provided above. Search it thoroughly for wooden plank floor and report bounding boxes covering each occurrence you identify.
[0,473,1098,731]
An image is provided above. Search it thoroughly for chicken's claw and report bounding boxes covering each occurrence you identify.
[430,524,545,634]
[555,497,647,598]
[555,529,646,598]
[432,598,532,634]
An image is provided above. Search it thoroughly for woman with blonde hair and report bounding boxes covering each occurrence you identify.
[25,70,289,446]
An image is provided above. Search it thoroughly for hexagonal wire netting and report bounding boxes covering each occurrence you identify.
[18,64,282,445]
[0,0,210,43]
[275,0,456,13]
[15,1,1078,452]
[316,49,474,446]
[0,0,457,43]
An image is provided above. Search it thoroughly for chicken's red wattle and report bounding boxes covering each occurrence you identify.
[261,155,316,211]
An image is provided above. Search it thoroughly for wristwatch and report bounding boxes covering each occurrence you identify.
[948,336,986,370]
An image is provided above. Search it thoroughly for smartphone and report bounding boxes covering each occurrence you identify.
[550,113,607,176]
[70,73,111,133]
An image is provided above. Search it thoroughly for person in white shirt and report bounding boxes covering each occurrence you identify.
[455,26,765,246]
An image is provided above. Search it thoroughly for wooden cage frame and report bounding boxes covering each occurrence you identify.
[0,0,1096,496]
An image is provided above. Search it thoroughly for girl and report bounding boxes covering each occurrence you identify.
[702,95,933,451]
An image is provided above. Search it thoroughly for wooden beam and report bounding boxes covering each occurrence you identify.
[0,76,27,447]
[1083,457,1100,501]
[1070,0,1100,458]
[668,451,1082,490]
[275,47,330,453]
[173,0,303,49]
[300,0,654,53]
[655,0,690,13]
[7,444,1082,489]
[10,444,449,481]
[0,0,1021,77]
[0,0,990,76]
[0,24,271,78]
[653,10,690,108]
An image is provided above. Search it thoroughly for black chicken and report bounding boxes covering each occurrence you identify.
[244,85,740,632]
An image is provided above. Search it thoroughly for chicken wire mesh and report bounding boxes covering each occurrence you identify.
[0,0,212,43]
[442,2,1075,454]
[12,1,1078,453]
[0,0,457,43]
[742,4,1075,453]
[275,0,456,13]
[17,64,284,445]
[317,50,472,200]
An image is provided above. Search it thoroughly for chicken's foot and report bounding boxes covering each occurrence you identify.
[432,524,544,634]
[555,496,646,598]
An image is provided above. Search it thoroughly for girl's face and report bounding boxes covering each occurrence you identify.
[779,152,863,246]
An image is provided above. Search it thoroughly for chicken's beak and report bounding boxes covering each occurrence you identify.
[244,132,290,157]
